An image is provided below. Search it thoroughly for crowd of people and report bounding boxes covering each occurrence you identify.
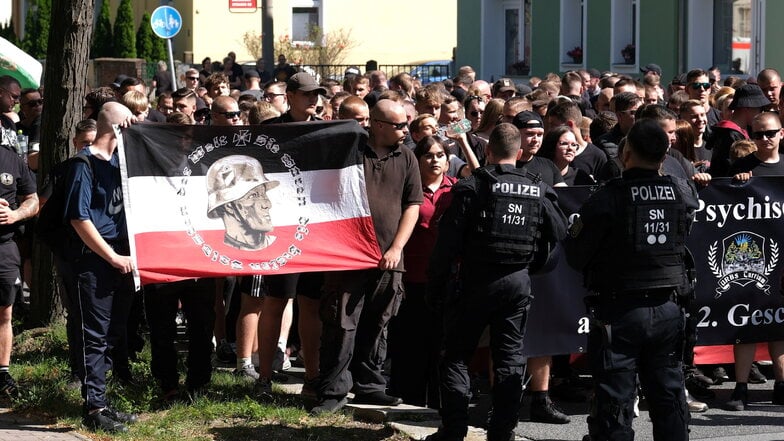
[0,51,783,439]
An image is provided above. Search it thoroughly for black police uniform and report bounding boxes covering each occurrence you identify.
[427,163,567,441]
[564,168,699,441]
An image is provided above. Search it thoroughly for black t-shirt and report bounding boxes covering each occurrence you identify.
[0,114,17,150]
[729,154,784,176]
[572,142,608,178]
[563,166,596,186]
[517,156,565,187]
[0,146,35,243]
[153,71,173,96]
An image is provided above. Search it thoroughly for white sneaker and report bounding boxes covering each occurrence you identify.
[233,364,260,381]
[272,348,291,371]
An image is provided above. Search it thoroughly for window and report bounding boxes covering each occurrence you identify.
[611,0,638,66]
[292,7,319,42]
[560,0,586,66]
[504,0,532,76]
[713,0,752,74]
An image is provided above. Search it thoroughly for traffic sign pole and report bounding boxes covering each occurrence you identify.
[167,39,176,90]
[150,6,183,93]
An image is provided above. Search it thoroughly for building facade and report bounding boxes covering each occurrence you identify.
[457,0,784,82]
[10,0,457,68]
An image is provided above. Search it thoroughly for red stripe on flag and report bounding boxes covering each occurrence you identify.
[134,216,381,284]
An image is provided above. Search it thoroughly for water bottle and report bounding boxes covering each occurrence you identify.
[16,131,28,160]
[445,118,472,136]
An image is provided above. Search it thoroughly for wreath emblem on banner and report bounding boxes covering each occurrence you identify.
[708,231,778,297]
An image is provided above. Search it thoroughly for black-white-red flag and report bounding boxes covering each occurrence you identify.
[118,120,381,285]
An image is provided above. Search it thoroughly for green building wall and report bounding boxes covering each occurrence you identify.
[456,0,482,77]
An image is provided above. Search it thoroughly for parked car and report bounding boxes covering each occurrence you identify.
[409,60,453,84]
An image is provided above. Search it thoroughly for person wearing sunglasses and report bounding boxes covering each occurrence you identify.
[0,76,21,151]
[209,96,242,126]
[707,84,770,177]
[312,99,423,414]
[685,69,721,127]
[17,88,43,161]
[726,111,784,412]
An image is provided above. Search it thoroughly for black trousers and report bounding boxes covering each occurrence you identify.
[69,252,134,411]
[438,265,531,441]
[317,269,403,398]
[144,279,215,392]
[587,297,689,441]
[388,282,442,408]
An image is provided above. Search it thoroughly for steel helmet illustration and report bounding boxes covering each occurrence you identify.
[206,155,280,218]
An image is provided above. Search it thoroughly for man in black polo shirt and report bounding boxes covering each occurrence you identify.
[313,99,423,413]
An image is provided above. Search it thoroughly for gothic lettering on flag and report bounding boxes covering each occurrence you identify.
[117,120,381,285]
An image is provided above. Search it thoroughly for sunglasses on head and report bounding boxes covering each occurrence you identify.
[750,129,781,140]
[690,82,711,90]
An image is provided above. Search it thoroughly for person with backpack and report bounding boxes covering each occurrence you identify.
[37,119,96,387]
[0,104,38,398]
[60,102,138,434]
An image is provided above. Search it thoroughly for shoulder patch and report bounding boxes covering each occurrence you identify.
[0,173,13,186]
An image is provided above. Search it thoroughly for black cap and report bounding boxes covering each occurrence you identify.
[640,63,662,76]
[111,74,130,88]
[512,111,544,129]
[516,83,533,96]
[729,84,771,110]
[286,72,327,95]
[344,66,361,78]
[493,78,516,94]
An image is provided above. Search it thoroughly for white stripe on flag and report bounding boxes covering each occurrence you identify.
[125,166,370,233]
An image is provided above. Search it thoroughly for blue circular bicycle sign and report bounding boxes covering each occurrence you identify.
[150,6,182,39]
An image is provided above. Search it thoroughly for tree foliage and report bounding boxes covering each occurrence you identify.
[91,0,113,58]
[0,19,18,45]
[151,31,167,63]
[113,0,136,58]
[21,0,51,58]
[136,12,154,62]
[272,26,356,66]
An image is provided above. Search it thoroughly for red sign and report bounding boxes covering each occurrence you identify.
[229,0,257,9]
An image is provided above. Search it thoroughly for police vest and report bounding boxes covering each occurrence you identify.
[465,167,544,265]
[588,175,689,293]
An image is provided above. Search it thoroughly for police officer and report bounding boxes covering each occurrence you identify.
[426,123,567,441]
[564,119,698,441]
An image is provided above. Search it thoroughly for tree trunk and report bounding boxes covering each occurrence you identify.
[30,0,94,326]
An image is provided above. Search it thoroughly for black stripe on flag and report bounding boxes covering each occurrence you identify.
[122,120,367,178]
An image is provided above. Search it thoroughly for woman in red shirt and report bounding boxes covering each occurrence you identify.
[389,136,457,408]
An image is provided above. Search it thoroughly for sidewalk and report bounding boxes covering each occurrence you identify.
[0,409,87,441]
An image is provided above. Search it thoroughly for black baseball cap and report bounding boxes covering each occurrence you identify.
[512,111,544,129]
[286,72,327,95]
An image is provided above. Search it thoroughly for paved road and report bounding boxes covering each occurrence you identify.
[0,410,87,441]
[508,380,784,441]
